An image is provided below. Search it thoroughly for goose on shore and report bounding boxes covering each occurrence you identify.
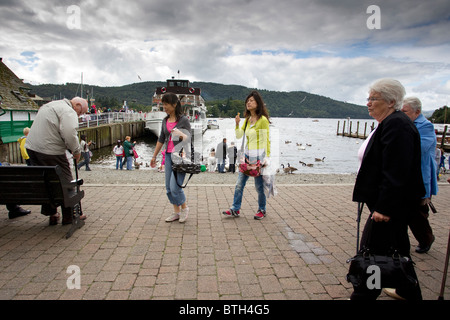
[281,163,297,174]
[315,157,325,162]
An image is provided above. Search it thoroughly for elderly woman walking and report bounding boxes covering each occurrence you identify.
[350,78,425,300]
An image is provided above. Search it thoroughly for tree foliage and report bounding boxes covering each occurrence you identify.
[28,80,373,118]
[430,106,450,124]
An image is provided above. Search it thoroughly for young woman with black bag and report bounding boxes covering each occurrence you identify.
[150,93,191,223]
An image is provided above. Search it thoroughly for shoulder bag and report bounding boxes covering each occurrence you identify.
[238,119,262,177]
[171,139,201,188]
[346,205,418,290]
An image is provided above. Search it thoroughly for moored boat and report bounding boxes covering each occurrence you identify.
[145,105,167,137]
[145,77,208,137]
[207,119,219,129]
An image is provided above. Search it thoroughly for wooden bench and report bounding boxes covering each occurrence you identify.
[0,165,85,238]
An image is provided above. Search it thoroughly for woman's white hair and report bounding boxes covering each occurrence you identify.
[403,96,422,112]
[369,78,406,111]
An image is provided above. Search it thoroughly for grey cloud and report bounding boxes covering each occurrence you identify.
[1,0,449,111]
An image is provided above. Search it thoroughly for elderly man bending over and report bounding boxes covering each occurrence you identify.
[25,97,88,225]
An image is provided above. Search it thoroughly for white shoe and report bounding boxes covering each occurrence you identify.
[179,207,189,223]
[165,213,179,222]
[383,288,406,300]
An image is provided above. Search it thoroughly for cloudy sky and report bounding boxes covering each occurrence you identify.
[1,0,449,111]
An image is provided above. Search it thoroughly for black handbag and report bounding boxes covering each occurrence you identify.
[346,248,418,289]
[346,204,418,290]
[171,141,201,188]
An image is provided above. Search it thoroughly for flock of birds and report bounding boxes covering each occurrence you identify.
[279,140,326,174]
[132,139,326,173]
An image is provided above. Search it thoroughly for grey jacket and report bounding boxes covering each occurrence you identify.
[25,99,81,155]
[157,115,191,154]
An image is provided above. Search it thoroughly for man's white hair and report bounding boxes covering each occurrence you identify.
[403,96,422,113]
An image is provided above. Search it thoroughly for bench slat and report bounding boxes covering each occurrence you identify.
[0,165,83,208]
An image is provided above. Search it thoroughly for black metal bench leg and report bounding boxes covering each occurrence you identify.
[65,202,85,239]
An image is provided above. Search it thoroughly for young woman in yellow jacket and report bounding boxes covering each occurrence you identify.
[223,90,271,220]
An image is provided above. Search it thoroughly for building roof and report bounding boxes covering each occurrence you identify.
[0,58,39,112]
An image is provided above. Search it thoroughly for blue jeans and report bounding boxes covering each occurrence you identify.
[116,156,123,170]
[231,171,266,212]
[217,160,225,173]
[77,151,91,170]
[165,153,186,206]
[125,156,133,170]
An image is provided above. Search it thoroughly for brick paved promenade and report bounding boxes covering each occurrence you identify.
[0,182,449,300]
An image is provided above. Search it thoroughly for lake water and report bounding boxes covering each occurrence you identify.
[91,117,378,174]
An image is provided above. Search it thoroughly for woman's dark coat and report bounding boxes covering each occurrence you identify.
[353,111,425,255]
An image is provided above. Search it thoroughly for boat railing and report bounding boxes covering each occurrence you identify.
[78,112,148,128]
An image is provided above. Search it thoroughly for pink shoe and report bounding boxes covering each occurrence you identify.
[222,209,240,217]
[254,210,266,220]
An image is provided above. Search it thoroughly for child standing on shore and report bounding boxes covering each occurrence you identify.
[113,140,124,170]
[18,127,31,166]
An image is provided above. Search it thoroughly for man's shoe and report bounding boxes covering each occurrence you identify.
[62,214,73,225]
[222,209,240,217]
[49,213,60,226]
[8,207,31,219]
[415,236,435,253]
[254,209,266,220]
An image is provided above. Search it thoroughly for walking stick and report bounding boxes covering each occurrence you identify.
[65,157,85,239]
[438,227,450,300]
[356,202,364,254]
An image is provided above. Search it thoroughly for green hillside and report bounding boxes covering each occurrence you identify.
[27,81,370,119]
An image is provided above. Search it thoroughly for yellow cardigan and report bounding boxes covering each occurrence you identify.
[235,116,271,157]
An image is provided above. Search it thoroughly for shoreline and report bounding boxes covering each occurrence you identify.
[76,165,357,185]
[75,164,450,186]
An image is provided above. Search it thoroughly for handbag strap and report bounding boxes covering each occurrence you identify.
[172,128,196,189]
[363,211,400,254]
[173,172,194,189]
[240,118,248,152]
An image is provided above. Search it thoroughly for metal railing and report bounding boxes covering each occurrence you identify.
[78,112,148,128]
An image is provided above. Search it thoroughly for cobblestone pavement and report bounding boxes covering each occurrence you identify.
[0,183,449,300]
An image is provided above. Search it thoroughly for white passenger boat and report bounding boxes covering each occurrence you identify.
[145,78,208,137]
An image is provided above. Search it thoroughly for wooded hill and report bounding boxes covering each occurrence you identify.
[28,81,371,119]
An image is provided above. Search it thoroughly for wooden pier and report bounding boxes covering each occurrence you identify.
[2,121,146,164]
[336,120,375,140]
[337,120,450,152]
[437,125,450,152]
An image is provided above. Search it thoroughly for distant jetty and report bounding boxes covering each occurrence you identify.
[337,120,450,152]
[336,119,375,140]
[437,125,450,152]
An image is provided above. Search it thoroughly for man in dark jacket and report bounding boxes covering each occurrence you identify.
[227,141,237,173]
[216,138,227,173]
